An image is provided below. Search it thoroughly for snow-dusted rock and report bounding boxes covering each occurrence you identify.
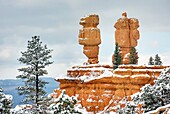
[54,64,169,113]
[79,14,101,64]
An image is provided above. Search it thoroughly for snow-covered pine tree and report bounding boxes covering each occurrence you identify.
[148,56,154,65]
[153,68,170,105]
[113,42,122,69]
[0,87,12,114]
[133,84,162,112]
[154,54,162,65]
[16,36,53,106]
[117,68,170,113]
[116,101,138,114]
[49,90,82,114]
[129,47,138,64]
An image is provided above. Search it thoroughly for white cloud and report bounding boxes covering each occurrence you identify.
[138,53,150,65]
[151,40,159,48]
[0,45,20,61]
[0,65,19,79]
[0,48,11,60]
[46,63,68,78]
[160,52,170,66]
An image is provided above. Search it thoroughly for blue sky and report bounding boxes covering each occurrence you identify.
[0,0,170,79]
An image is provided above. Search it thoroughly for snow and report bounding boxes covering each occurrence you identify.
[5,94,13,100]
[145,104,170,114]
[80,20,85,23]
[56,73,79,81]
[91,90,96,92]
[124,53,130,58]
[69,66,111,71]
[91,27,98,30]
[167,108,170,114]
[56,66,114,83]
[131,74,150,78]
[74,104,88,114]
[105,90,111,93]
[101,70,113,76]
[48,90,86,113]
[72,64,112,68]
[79,37,88,40]
[87,98,93,102]
[132,69,163,72]
[11,104,32,112]
[55,66,170,113]
[79,75,89,81]
[96,111,116,114]
[0,89,13,113]
[99,99,103,102]
[130,18,137,22]
[82,70,113,82]
[114,68,130,72]
[112,74,129,78]
[97,99,116,114]
[57,64,164,82]
[119,64,168,68]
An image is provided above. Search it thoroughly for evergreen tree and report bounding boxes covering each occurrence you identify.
[16,36,53,106]
[0,87,12,114]
[129,47,138,64]
[113,43,122,69]
[148,56,154,65]
[117,68,170,113]
[49,90,82,114]
[154,54,162,65]
[116,101,138,114]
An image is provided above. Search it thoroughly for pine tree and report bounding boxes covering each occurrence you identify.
[129,47,138,64]
[16,36,53,106]
[148,56,154,65]
[49,90,82,114]
[0,87,13,114]
[116,101,138,114]
[118,68,170,113]
[113,43,122,69]
[154,54,162,65]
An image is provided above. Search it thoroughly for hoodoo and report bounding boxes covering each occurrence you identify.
[78,14,101,64]
[52,13,168,113]
[113,12,140,64]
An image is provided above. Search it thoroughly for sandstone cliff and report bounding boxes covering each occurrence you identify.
[53,65,167,113]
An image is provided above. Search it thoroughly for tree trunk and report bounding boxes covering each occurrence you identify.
[35,64,39,106]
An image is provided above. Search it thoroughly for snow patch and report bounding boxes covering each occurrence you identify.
[131,74,150,78]
[145,104,170,114]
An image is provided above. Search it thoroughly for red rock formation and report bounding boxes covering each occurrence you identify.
[51,13,169,113]
[53,65,168,113]
[113,12,140,64]
[79,15,101,64]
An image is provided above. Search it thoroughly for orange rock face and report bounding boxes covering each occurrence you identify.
[53,65,168,113]
[51,13,168,113]
[79,14,101,64]
[113,12,140,64]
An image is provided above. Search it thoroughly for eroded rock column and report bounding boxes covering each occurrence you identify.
[113,12,140,64]
[79,14,101,64]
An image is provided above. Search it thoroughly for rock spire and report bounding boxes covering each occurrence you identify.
[113,12,140,64]
[78,14,101,64]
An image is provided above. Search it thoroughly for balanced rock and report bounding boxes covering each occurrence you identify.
[79,14,101,64]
